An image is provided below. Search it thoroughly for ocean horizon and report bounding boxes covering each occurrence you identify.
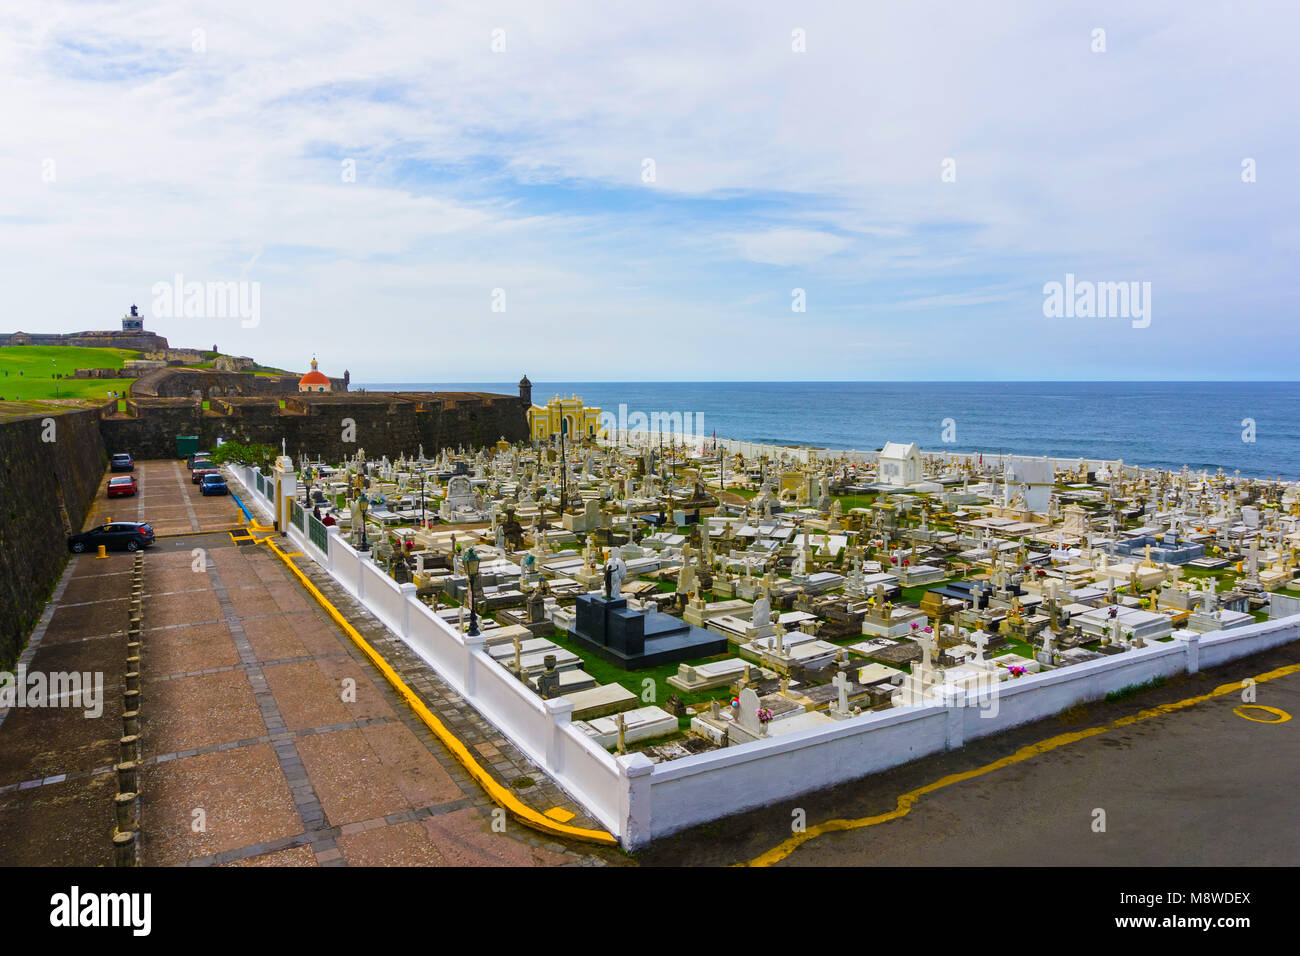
[356,381,1300,480]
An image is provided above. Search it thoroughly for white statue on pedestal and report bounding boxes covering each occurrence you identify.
[607,552,628,597]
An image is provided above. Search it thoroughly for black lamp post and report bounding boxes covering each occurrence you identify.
[420,474,426,528]
[358,493,370,552]
[465,546,481,637]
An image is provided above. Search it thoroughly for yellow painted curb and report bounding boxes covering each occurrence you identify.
[258,536,618,847]
[741,662,1300,867]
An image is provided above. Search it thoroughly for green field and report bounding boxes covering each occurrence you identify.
[0,346,139,402]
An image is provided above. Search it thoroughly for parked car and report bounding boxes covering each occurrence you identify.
[191,466,220,484]
[199,473,229,496]
[186,451,211,469]
[110,453,134,472]
[68,522,155,553]
[106,475,138,498]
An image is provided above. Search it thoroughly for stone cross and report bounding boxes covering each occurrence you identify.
[915,628,936,670]
[832,670,851,714]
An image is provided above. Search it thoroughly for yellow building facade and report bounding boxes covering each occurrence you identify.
[527,394,603,442]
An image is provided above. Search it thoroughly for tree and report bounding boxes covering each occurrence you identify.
[209,441,276,466]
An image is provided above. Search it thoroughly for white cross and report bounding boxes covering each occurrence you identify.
[915,629,937,668]
[832,670,851,712]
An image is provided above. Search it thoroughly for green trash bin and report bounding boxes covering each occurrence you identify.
[176,435,199,459]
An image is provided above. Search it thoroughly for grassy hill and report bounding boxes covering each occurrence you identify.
[0,346,139,402]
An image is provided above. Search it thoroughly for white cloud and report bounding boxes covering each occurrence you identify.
[0,0,1296,379]
[720,228,851,266]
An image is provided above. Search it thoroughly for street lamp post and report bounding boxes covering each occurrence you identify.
[358,493,370,552]
[465,547,481,637]
[420,474,426,529]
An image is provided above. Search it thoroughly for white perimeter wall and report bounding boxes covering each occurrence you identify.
[603,430,1131,475]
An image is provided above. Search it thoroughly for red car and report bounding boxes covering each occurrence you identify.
[191,466,220,484]
[107,475,138,497]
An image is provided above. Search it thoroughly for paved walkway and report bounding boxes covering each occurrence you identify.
[0,461,622,867]
[282,550,611,835]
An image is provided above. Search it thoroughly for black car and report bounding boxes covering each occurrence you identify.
[110,453,134,472]
[68,522,155,553]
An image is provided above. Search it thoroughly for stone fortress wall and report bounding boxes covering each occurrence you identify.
[128,366,315,398]
[1,329,169,352]
[0,387,526,665]
[99,391,530,462]
[0,405,110,669]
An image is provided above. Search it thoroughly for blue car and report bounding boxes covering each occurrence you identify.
[199,473,228,496]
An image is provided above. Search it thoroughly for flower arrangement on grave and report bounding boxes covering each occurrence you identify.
[923,625,933,633]
[910,622,919,630]
[1008,665,1027,678]
[757,707,774,724]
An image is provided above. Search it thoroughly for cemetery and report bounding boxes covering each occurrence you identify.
[228,420,1300,846]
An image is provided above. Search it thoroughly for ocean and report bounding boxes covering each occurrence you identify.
[357,381,1300,479]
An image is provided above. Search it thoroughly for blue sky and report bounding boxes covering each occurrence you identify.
[2,1,1297,381]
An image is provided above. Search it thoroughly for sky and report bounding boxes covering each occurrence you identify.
[1,1,1297,382]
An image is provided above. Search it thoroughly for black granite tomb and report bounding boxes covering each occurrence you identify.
[571,593,727,669]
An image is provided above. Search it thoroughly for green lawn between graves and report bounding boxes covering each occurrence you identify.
[0,345,139,401]
[833,492,879,511]
[544,628,736,731]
